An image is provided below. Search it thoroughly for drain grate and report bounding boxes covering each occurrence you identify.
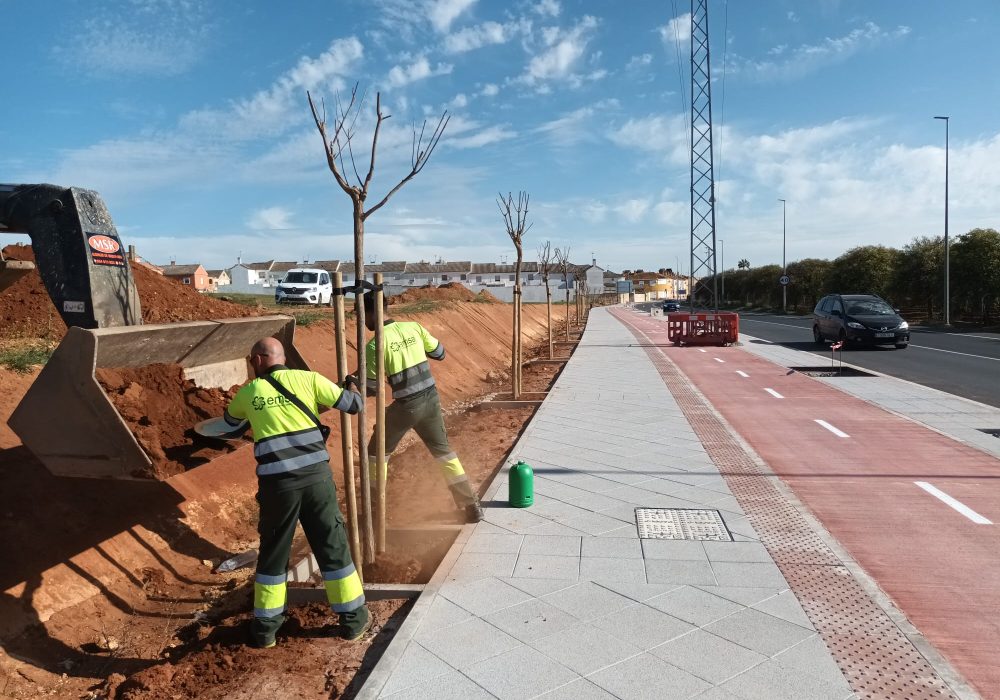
[635,508,732,541]
[977,428,1000,439]
[789,365,876,378]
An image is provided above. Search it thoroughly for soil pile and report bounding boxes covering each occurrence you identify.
[97,363,245,479]
[391,282,498,305]
[0,245,259,341]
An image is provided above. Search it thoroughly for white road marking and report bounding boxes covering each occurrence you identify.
[698,349,707,353]
[713,357,725,363]
[764,388,784,399]
[908,345,1000,362]
[736,370,749,378]
[814,419,849,438]
[914,482,993,524]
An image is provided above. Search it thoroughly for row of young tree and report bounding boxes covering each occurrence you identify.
[697,228,1000,322]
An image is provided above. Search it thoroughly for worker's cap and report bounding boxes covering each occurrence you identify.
[194,417,249,440]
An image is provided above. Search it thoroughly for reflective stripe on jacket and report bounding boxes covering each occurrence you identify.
[225,366,359,476]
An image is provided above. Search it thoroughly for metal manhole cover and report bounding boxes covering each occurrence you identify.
[977,428,1000,439]
[635,508,733,541]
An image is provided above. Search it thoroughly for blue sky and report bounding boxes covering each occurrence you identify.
[2,0,998,273]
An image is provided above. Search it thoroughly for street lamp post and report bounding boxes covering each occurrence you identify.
[934,115,950,326]
[778,198,786,313]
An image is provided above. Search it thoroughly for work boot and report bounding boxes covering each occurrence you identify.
[340,605,372,642]
[464,501,485,523]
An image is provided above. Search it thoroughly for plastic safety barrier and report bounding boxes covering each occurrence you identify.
[665,312,739,347]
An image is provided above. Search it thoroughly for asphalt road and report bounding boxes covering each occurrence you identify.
[737,313,1000,408]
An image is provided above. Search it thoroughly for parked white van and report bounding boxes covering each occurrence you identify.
[274,268,333,306]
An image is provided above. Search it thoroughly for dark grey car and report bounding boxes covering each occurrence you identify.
[813,294,910,349]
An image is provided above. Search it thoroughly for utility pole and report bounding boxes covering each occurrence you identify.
[934,115,950,326]
[689,0,719,312]
[779,198,786,313]
[720,239,724,305]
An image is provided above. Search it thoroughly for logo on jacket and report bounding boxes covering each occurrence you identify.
[389,336,417,353]
[252,395,291,410]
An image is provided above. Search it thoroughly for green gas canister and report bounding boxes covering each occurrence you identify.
[508,460,534,508]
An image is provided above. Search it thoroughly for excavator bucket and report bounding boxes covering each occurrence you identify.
[8,315,309,479]
[0,258,35,292]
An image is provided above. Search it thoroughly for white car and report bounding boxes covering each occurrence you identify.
[275,268,333,306]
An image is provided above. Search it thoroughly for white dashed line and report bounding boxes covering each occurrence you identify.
[736,371,749,378]
[814,419,849,438]
[713,358,725,363]
[915,482,993,524]
[698,349,707,353]
[764,388,784,399]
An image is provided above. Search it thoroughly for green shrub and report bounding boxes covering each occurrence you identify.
[0,344,53,373]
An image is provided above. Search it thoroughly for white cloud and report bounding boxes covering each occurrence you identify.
[729,22,911,82]
[533,0,560,18]
[247,206,296,230]
[616,198,651,223]
[181,37,364,139]
[387,55,454,87]
[447,125,517,149]
[518,15,600,88]
[52,0,211,77]
[427,0,477,33]
[787,11,799,22]
[627,53,653,70]
[653,200,686,226]
[608,114,689,165]
[449,93,469,108]
[659,13,691,51]
[443,19,529,53]
[480,83,500,96]
[535,99,618,147]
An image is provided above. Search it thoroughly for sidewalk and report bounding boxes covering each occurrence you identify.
[362,308,871,699]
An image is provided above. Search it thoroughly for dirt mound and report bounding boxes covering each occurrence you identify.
[0,244,259,341]
[97,363,245,479]
[391,282,497,305]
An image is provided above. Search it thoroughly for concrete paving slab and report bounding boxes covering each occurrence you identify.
[720,658,854,700]
[703,609,815,657]
[512,554,580,580]
[464,532,524,554]
[464,645,578,700]
[649,628,768,685]
[645,585,745,627]
[416,616,522,671]
[751,589,816,630]
[377,642,454,697]
[541,580,637,620]
[438,576,533,617]
[581,536,643,559]
[483,597,579,643]
[641,539,708,561]
[588,652,712,699]
[527,622,642,675]
[519,534,581,556]
[591,602,695,650]
[702,541,771,563]
[535,678,617,699]
[578,556,647,583]
[710,561,789,588]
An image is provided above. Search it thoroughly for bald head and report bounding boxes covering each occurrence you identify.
[250,337,285,376]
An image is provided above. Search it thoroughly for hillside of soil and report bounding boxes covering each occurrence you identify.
[0,244,259,340]
[392,282,499,304]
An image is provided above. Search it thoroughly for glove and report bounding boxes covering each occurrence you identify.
[342,374,362,392]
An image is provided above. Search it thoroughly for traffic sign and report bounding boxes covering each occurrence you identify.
[778,274,790,286]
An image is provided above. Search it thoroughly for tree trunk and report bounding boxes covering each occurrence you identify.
[374,272,386,554]
[564,275,570,340]
[545,284,552,360]
[353,208,375,565]
[512,248,523,399]
[333,271,361,579]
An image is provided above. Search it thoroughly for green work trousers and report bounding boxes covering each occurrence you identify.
[367,388,477,508]
[252,469,366,646]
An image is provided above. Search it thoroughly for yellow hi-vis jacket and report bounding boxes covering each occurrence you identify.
[225,366,361,476]
[366,321,445,399]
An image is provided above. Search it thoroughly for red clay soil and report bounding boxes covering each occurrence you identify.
[0,244,259,341]
[391,282,498,304]
[96,364,246,479]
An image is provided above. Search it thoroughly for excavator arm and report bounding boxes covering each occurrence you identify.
[0,183,141,326]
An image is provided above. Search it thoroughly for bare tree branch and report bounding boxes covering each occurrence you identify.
[364,110,449,220]
[538,240,553,286]
[307,88,359,199]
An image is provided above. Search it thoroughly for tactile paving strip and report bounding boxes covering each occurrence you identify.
[614,311,960,700]
[635,507,733,541]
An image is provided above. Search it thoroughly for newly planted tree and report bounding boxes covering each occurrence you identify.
[556,246,571,340]
[498,191,531,399]
[308,86,448,563]
[538,241,554,359]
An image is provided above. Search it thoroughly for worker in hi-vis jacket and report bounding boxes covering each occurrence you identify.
[361,293,485,523]
[223,337,371,648]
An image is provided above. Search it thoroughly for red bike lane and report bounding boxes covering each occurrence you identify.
[618,310,1000,697]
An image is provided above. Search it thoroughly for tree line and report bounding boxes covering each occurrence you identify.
[697,228,1000,322]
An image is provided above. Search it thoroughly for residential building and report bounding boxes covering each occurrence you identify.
[161,263,210,292]
[400,261,472,287]
[206,269,231,289]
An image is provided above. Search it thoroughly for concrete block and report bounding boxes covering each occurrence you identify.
[412,596,472,638]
